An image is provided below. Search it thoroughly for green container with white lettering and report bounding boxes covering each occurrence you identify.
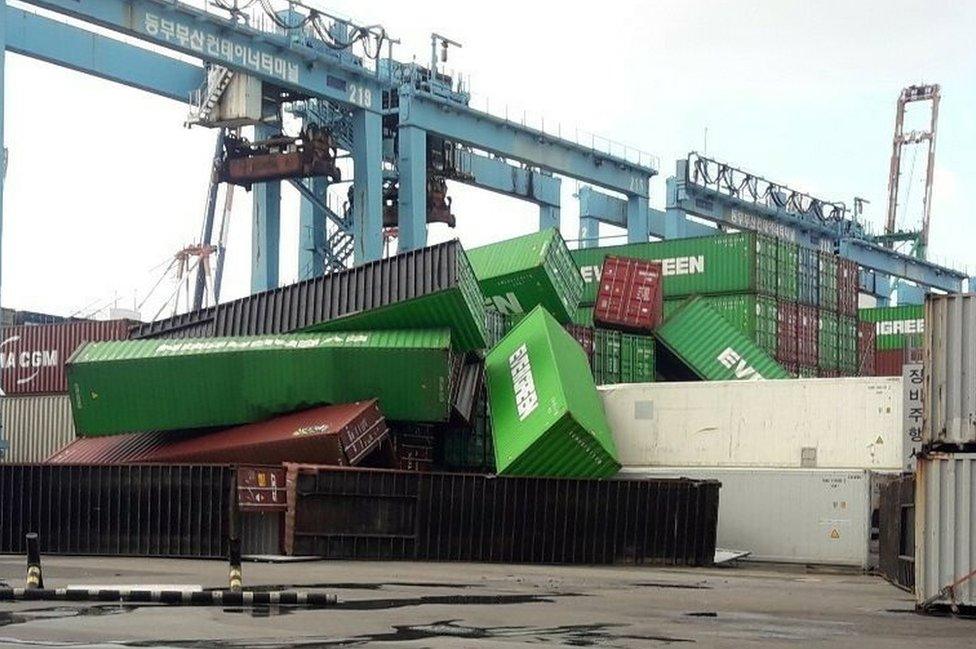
[67,330,456,436]
[663,293,778,358]
[655,297,790,381]
[571,231,778,304]
[485,306,619,478]
[859,305,924,351]
[467,229,583,323]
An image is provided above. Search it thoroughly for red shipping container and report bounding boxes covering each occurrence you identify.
[875,349,905,377]
[48,401,389,466]
[837,258,859,316]
[593,257,664,333]
[776,302,799,366]
[564,324,595,360]
[1,320,131,395]
[796,305,819,367]
[857,321,876,377]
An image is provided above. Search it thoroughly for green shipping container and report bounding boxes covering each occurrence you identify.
[467,228,583,323]
[571,232,777,304]
[572,306,594,327]
[663,293,778,357]
[655,297,790,381]
[67,330,456,436]
[485,306,619,478]
[858,305,924,350]
[818,311,839,371]
[592,329,622,385]
[819,252,838,312]
[776,239,798,302]
[620,333,655,383]
[837,315,858,375]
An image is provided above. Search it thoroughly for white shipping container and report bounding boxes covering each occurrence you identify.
[916,453,976,609]
[924,294,976,446]
[600,378,903,469]
[1,394,76,462]
[620,467,873,567]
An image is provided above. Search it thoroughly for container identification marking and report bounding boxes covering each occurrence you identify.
[579,255,705,284]
[716,347,765,381]
[0,335,58,385]
[876,319,924,335]
[509,343,539,421]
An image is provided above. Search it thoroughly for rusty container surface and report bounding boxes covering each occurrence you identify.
[564,324,596,360]
[46,429,204,464]
[776,301,799,367]
[147,401,389,466]
[285,466,719,565]
[877,472,914,593]
[837,258,859,316]
[593,257,664,334]
[1,321,132,395]
[858,321,877,377]
[796,304,819,368]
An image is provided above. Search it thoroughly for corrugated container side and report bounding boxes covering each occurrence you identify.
[838,315,859,376]
[878,473,914,592]
[923,294,976,446]
[776,239,798,301]
[1,395,76,463]
[860,304,925,351]
[1,321,132,395]
[593,257,663,333]
[818,251,838,311]
[858,321,877,377]
[819,311,839,372]
[837,258,859,316]
[564,324,595,360]
[797,247,820,306]
[571,305,594,327]
[593,329,622,385]
[916,453,976,608]
[130,308,216,340]
[663,294,777,358]
[875,349,908,377]
[797,305,819,367]
[620,334,655,383]
[656,297,789,381]
[776,301,798,366]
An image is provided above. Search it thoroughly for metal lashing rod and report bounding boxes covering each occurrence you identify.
[228,537,243,592]
[25,533,43,590]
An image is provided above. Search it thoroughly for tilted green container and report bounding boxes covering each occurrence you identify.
[818,251,838,312]
[818,310,839,371]
[776,239,798,302]
[858,305,924,350]
[837,315,858,375]
[485,306,619,478]
[571,231,778,304]
[655,297,790,381]
[67,330,456,436]
[467,228,583,323]
[620,333,655,383]
[572,306,595,327]
[592,328,622,385]
[663,293,778,357]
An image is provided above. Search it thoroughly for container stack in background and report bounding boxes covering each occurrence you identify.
[570,232,864,379]
[859,304,924,376]
[0,319,132,462]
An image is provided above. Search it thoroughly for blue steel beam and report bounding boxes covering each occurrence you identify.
[397,124,427,252]
[578,185,716,244]
[453,149,561,208]
[838,238,963,294]
[398,90,654,197]
[5,6,203,102]
[20,0,384,112]
[351,108,383,262]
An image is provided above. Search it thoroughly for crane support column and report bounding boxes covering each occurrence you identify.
[397,124,427,252]
[539,205,560,232]
[579,217,599,248]
[298,177,328,280]
[351,108,383,263]
[251,123,281,292]
[0,0,6,457]
[626,194,649,243]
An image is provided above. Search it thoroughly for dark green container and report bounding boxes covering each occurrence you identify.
[837,315,858,375]
[467,228,583,323]
[655,297,790,381]
[571,232,778,304]
[663,293,778,357]
[592,329,622,385]
[776,239,798,302]
[858,305,924,350]
[818,251,838,312]
[620,334,655,383]
[818,311,839,371]
[485,306,619,478]
[572,306,595,327]
[67,330,457,436]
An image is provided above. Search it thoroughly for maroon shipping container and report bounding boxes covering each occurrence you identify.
[818,368,841,378]
[857,321,876,377]
[875,349,905,377]
[47,401,389,466]
[796,305,819,367]
[1,320,131,395]
[837,258,859,316]
[776,302,799,366]
[593,256,664,333]
[564,324,595,360]
[390,428,434,472]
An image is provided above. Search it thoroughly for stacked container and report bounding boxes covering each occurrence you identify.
[859,304,924,376]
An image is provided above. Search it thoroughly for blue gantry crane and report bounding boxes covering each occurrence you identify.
[0,0,966,311]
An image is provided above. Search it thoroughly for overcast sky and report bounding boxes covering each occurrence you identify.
[3,0,974,318]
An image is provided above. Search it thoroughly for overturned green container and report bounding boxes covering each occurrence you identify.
[664,293,778,357]
[67,330,456,436]
[486,306,619,478]
[467,228,583,323]
[655,297,790,381]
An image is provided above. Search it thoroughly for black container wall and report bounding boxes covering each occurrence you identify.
[0,464,232,558]
[878,473,915,593]
[288,467,719,566]
[132,241,472,340]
